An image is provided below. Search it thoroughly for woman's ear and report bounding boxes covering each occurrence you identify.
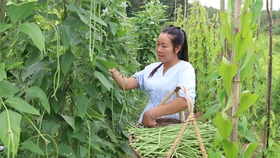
[175,45,182,54]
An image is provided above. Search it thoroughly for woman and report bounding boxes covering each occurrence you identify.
[109,25,196,127]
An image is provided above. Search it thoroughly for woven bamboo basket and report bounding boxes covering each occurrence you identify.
[129,86,207,158]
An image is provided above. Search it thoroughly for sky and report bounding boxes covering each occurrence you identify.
[199,0,280,11]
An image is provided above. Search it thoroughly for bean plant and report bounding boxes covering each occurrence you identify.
[0,0,139,157]
[210,0,263,157]
[127,0,169,70]
[186,1,222,116]
[1,0,279,157]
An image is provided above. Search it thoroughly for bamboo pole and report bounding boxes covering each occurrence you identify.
[220,0,225,11]
[231,0,241,143]
[263,0,273,157]
[183,0,187,28]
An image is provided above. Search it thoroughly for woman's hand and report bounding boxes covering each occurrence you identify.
[142,109,157,128]
[109,68,121,77]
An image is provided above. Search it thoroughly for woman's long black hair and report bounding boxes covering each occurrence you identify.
[148,25,188,78]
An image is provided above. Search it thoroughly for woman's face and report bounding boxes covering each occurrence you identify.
[156,33,180,63]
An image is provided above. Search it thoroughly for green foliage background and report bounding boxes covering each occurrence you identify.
[0,0,280,157]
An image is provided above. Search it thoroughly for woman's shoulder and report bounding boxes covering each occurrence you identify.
[179,60,194,69]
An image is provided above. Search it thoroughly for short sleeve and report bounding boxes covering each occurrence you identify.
[133,70,145,90]
[178,87,195,105]
[177,62,196,105]
[132,62,161,91]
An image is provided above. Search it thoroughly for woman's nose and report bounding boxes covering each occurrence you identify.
[156,46,162,53]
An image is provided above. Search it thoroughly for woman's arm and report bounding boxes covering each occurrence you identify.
[109,68,139,90]
[142,97,189,127]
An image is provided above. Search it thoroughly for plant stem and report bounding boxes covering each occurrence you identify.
[0,98,12,158]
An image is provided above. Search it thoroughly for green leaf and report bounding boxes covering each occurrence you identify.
[6,2,36,23]
[6,97,40,115]
[109,22,117,35]
[19,23,45,52]
[77,13,90,25]
[21,140,45,155]
[244,129,257,143]
[58,143,75,157]
[0,22,12,32]
[261,116,267,125]
[95,60,109,73]
[201,104,221,120]
[106,129,118,143]
[92,14,107,27]
[251,0,263,26]
[25,86,50,114]
[87,107,105,120]
[96,100,106,115]
[222,139,239,158]
[63,16,84,28]
[241,115,248,136]
[58,24,71,49]
[72,131,86,142]
[66,3,86,14]
[6,61,23,70]
[77,12,107,27]
[60,115,76,131]
[220,12,232,49]
[0,62,6,81]
[244,143,258,158]
[25,48,41,67]
[234,32,253,64]
[90,134,103,151]
[219,58,237,96]
[241,12,252,38]
[70,31,83,45]
[222,94,233,112]
[240,38,255,69]
[73,118,83,134]
[208,149,223,158]
[89,121,102,133]
[215,114,233,139]
[227,0,234,14]
[75,95,88,119]
[0,110,22,154]
[213,131,223,148]
[233,91,258,117]
[0,80,19,97]
[60,51,76,75]
[41,121,61,136]
[79,145,88,158]
[240,53,255,81]
[37,11,60,21]
[242,0,253,15]
[82,84,101,100]
[30,68,46,87]
[120,143,134,156]
[49,89,64,114]
[96,58,118,68]
[94,71,111,91]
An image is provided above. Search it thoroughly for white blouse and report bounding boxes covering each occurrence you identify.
[133,60,196,123]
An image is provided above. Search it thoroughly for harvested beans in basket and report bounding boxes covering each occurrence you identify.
[128,86,211,157]
[128,121,216,158]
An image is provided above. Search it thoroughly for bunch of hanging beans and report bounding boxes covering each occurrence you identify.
[128,122,216,158]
